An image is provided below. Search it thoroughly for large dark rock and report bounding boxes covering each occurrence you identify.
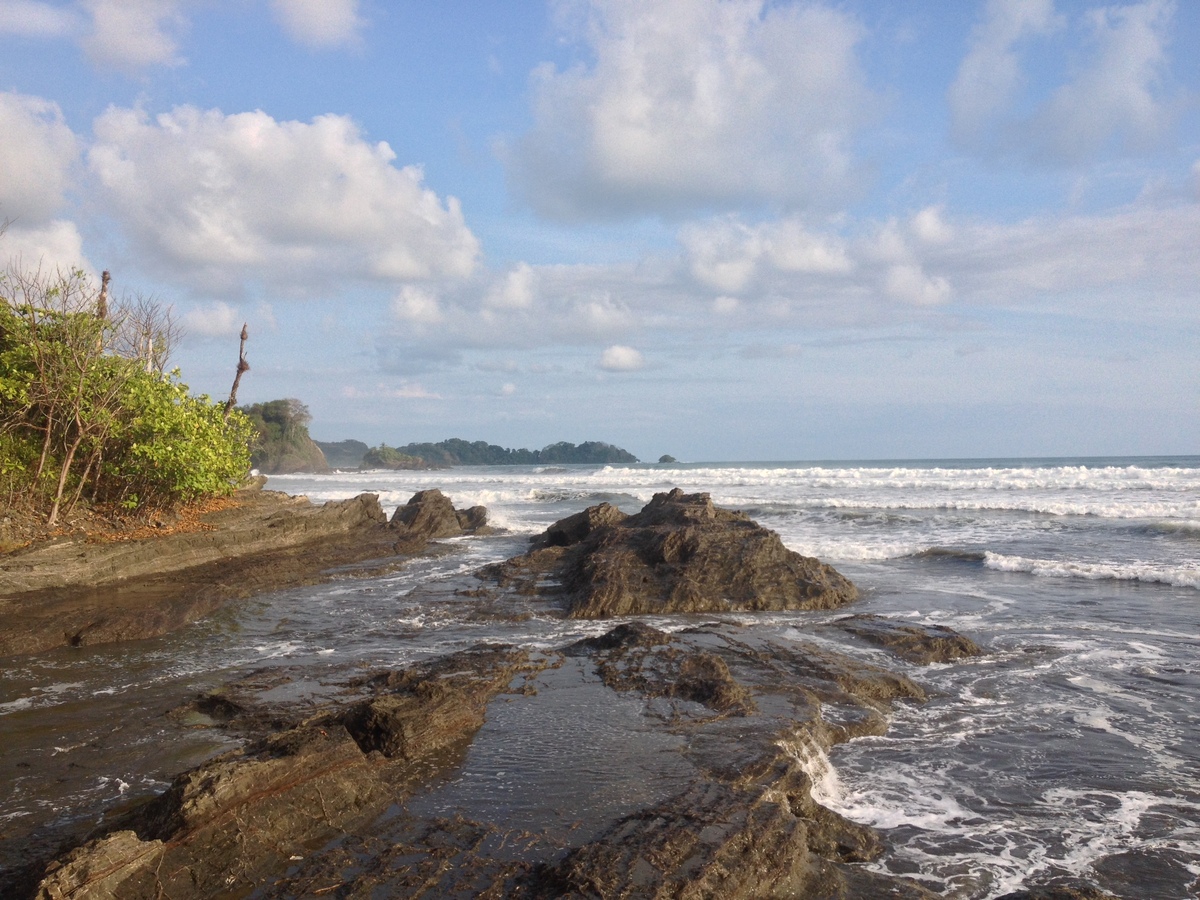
[390,488,491,541]
[490,488,856,618]
[834,614,984,665]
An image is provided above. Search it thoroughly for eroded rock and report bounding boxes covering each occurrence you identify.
[489,488,857,618]
[835,614,984,665]
[390,488,492,542]
[31,646,545,900]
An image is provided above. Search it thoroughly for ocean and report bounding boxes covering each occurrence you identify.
[2,456,1198,897]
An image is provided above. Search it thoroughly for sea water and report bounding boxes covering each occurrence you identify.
[2,457,1197,897]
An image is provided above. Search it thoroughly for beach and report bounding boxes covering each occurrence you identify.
[2,457,1198,897]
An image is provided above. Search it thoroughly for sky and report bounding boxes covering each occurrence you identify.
[0,0,1197,462]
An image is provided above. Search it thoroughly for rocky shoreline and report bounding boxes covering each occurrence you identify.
[3,489,1117,899]
[0,487,488,658]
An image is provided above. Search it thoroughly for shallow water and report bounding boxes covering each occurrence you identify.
[2,457,1198,897]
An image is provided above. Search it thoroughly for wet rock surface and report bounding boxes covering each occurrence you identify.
[486,488,858,617]
[12,489,997,899]
[833,614,986,665]
[0,490,486,657]
[23,618,960,900]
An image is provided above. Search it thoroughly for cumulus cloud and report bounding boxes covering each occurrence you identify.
[681,216,852,294]
[1029,0,1176,162]
[883,264,951,306]
[0,220,89,273]
[0,93,86,272]
[911,206,953,245]
[485,262,537,310]
[0,93,79,224]
[183,300,242,338]
[0,1,80,36]
[342,382,441,401]
[80,0,186,70]
[392,285,443,325]
[270,0,363,49]
[600,344,644,371]
[948,0,1061,148]
[509,0,874,219]
[950,0,1178,164]
[87,106,479,291]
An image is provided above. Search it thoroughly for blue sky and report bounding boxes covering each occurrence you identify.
[1,0,1197,461]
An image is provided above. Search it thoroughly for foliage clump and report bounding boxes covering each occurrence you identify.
[0,266,253,525]
[387,438,638,467]
[239,398,327,474]
[361,444,430,470]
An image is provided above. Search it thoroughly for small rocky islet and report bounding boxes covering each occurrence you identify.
[9,489,1116,899]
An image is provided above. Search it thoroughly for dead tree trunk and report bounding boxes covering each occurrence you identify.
[96,271,110,320]
[224,323,250,419]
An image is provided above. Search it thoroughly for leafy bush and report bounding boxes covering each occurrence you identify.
[0,266,253,522]
[102,371,254,510]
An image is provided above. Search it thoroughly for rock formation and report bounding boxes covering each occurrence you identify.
[487,488,857,617]
[0,489,489,656]
[30,626,948,900]
[389,488,491,544]
[834,614,985,665]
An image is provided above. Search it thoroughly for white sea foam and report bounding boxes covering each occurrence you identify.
[983,552,1200,589]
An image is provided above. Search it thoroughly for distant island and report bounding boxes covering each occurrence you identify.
[314,437,639,470]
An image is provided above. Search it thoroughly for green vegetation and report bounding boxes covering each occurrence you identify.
[375,438,638,467]
[238,398,327,473]
[361,444,428,470]
[0,265,254,525]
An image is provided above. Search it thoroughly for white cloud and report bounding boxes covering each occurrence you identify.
[183,300,242,338]
[270,0,363,49]
[949,0,1178,164]
[341,382,441,400]
[681,216,852,294]
[0,219,88,273]
[0,92,79,224]
[510,0,874,219]
[1028,0,1176,162]
[600,344,644,371]
[80,0,186,70]
[88,106,480,291]
[911,206,953,245]
[392,285,443,325]
[948,0,1061,147]
[0,1,80,36]
[0,93,85,273]
[884,264,951,306]
[485,262,537,310]
[500,382,517,396]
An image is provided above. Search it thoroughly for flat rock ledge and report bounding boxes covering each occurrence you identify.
[485,488,858,617]
[0,488,490,657]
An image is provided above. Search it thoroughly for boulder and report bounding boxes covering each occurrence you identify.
[389,489,490,540]
[490,488,857,618]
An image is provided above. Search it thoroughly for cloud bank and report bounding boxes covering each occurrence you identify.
[509,0,875,220]
[87,106,480,291]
